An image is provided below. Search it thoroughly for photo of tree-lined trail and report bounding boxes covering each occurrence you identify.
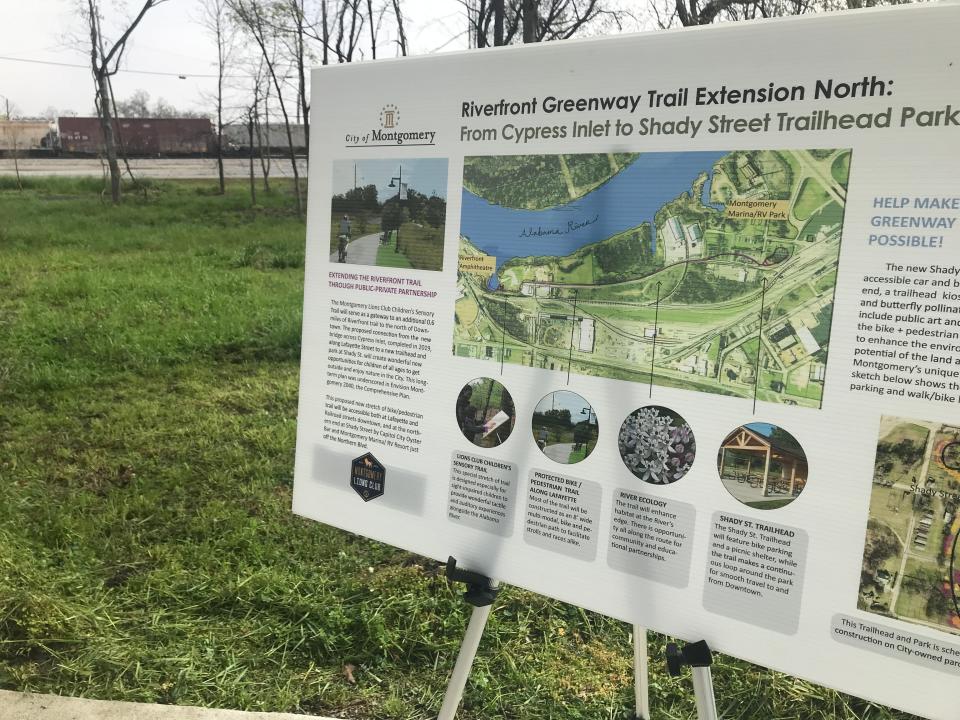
[453,149,850,407]
[859,417,960,636]
[330,158,447,271]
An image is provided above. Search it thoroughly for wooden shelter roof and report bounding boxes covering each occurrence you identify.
[720,425,806,465]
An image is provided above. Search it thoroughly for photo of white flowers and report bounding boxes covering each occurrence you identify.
[618,405,696,485]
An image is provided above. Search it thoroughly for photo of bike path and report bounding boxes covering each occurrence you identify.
[542,442,575,463]
[329,232,382,265]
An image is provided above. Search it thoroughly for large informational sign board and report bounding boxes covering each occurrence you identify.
[293,6,960,718]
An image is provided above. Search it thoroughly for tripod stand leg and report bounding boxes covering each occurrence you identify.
[632,625,650,720]
[691,666,720,720]
[437,589,498,720]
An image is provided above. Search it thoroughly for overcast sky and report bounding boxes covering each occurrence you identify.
[0,0,480,117]
[332,158,448,200]
[1,0,652,118]
[534,390,597,421]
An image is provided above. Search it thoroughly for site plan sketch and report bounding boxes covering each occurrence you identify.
[453,150,850,407]
[860,417,960,636]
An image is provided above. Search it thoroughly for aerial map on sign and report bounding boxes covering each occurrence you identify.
[859,416,960,636]
[453,149,851,407]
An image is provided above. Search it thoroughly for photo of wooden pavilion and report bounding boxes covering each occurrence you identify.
[717,423,808,509]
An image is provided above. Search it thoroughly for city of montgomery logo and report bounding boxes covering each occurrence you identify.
[380,103,399,129]
[345,104,436,146]
[350,452,385,502]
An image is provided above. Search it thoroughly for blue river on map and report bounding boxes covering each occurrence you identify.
[461,151,728,268]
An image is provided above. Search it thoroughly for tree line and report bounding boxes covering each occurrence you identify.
[76,0,912,206]
[332,183,446,231]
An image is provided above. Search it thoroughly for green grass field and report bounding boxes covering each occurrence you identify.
[831,152,851,185]
[793,178,831,222]
[376,241,414,269]
[395,222,444,271]
[566,441,598,464]
[0,177,922,719]
[867,486,912,543]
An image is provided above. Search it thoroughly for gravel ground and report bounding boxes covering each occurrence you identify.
[0,690,331,720]
[0,158,307,179]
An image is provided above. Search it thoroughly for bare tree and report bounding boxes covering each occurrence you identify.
[289,0,310,155]
[115,89,152,117]
[245,105,257,205]
[523,0,537,41]
[106,79,146,191]
[320,0,331,62]
[299,0,365,63]
[466,0,623,46]
[256,76,272,192]
[661,0,910,27]
[82,0,168,202]
[391,0,407,54]
[1,98,23,192]
[200,0,237,194]
[334,0,365,61]
[494,0,505,44]
[366,0,378,58]
[251,58,272,192]
[231,0,304,216]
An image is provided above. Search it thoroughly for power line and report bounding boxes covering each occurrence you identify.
[0,54,248,79]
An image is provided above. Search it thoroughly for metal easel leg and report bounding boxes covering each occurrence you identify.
[691,665,719,720]
[666,639,719,720]
[632,625,650,720]
[437,557,500,720]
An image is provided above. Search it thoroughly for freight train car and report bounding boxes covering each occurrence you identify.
[58,117,213,156]
[222,122,307,155]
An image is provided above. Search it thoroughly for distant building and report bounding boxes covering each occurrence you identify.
[578,318,595,353]
[661,216,686,262]
[795,325,821,355]
[0,120,55,151]
[683,222,704,257]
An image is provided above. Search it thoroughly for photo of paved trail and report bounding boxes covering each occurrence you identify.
[329,232,382,265]
[531,390,598,465]
[329,158,448,271]
[454,150,850,407]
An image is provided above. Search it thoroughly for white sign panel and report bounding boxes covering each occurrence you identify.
[294,6,960,718]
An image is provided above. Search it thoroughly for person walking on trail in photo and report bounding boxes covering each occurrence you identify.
[337,214,351,263]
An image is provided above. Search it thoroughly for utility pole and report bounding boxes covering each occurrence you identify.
[389,165,404,252]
